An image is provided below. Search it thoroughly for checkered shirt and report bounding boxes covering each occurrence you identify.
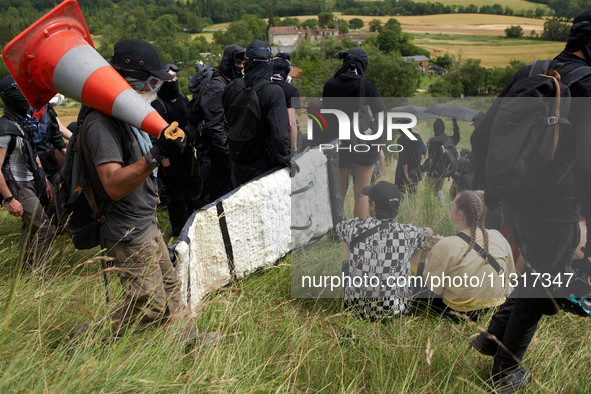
[336,217,428,320]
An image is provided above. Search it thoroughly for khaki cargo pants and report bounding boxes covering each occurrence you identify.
[103,221,188,335]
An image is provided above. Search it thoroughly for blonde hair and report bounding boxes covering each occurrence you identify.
[454,190,489,265]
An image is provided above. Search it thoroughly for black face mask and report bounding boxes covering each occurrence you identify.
[1,96,30,116]
[157,80,179,102]
[234,65,244,79]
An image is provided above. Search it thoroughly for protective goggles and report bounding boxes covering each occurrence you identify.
[125,75,164,93]
[245,47,272,62]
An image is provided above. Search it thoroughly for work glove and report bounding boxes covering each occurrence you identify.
[150,122,187,163]
[290,160,300,178]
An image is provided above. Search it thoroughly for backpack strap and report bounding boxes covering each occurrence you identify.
[77,125,106,224]
[235,78,246,91]
[528,60,551,77]
[561,66,591,87]
[349,221,385,250]
[456,232,503,274]
[358,77,366,98]
[253,79,272,92]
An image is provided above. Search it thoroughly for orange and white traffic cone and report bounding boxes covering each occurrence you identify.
[2,0,167,137]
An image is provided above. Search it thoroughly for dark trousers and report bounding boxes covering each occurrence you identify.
[484,204,579,370]
[161,165,202,236]
[207,149,232,202]
[230,159,277,189]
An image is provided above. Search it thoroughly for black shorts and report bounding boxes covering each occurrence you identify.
[337,139,381,168]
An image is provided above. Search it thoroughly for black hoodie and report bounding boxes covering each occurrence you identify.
[190,45,245,152]
[222,40,290,186]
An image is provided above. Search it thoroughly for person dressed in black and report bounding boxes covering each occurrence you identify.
[190,45,245,203]
[469,9,591,392]
[151,62,200,236]
[322,48,385,219]
[422,118,459,202]
[222,41,291,188]
[394,129,426,196]
[451,148,474,197]
[271,52,300,152]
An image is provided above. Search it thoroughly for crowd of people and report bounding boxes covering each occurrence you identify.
[3,7,591,392]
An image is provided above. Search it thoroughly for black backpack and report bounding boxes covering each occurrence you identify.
[440,137,459,177]
[485,60,591,205]
[188,63,215,95]
[55,110,131,249]
[226,78,271,163]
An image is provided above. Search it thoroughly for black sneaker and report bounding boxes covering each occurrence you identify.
[470,332,498,356]
[489,365,531,394]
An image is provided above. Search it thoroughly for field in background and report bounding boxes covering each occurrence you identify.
[203,14,560,68]
[413,35,564,67]
[411,0,549,12]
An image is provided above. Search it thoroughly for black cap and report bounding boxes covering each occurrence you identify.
[245,40,272,62]
[162,62,179,73]
[109,39,173,81]
[361,182,401,210]
[233,50,245,62]
[0,76,20,97]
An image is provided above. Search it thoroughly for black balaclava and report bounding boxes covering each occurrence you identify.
[564,9,591,65]
[219,44,246,81]
[244,40,273,86]
[158,79,179,101]
[272,52,291,81]
[433,118,445,136]
[158,63,180,102]
[0,76,29,121]
[334,48,369,78]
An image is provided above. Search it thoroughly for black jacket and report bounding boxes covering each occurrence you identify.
[190,45,245,153]
[423,122,460,177]
[222,59,290,180]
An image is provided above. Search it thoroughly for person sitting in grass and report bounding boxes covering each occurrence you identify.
[335,181,432,321]
[421,190,515,321]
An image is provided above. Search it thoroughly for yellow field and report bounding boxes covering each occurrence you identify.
[191,32,214,42]
[411,0,548,12]
[418,41,565,67]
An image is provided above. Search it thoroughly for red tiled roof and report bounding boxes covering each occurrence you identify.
[289,66,302,77]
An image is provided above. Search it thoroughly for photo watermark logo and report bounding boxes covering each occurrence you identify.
[305,109,419,153]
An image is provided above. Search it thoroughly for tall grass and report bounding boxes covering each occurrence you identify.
[0,169,590,392]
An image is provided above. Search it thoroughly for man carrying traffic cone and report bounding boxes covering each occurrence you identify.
[68,38,211,347]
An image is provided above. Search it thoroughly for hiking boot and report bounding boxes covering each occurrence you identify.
[470,332,498,356]
[489,365,531,394]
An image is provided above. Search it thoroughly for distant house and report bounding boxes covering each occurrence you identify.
[335,32,379,45]
[269,26,299,46]
[402,55,430,68]
[300,26,339,44]
[289,66,303,85]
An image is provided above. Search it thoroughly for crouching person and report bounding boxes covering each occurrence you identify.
[335,181,432,321]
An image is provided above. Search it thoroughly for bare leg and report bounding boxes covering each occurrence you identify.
[353,164,374,219]
[339,167,349,209]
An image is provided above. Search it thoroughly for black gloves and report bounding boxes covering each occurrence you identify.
[150,122,187,163]
[290,160,300,178]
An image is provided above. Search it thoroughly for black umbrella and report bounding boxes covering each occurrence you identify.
[388,105,439,121]
[425,103,478,122]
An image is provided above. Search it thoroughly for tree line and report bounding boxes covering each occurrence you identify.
[0,0,572,102]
